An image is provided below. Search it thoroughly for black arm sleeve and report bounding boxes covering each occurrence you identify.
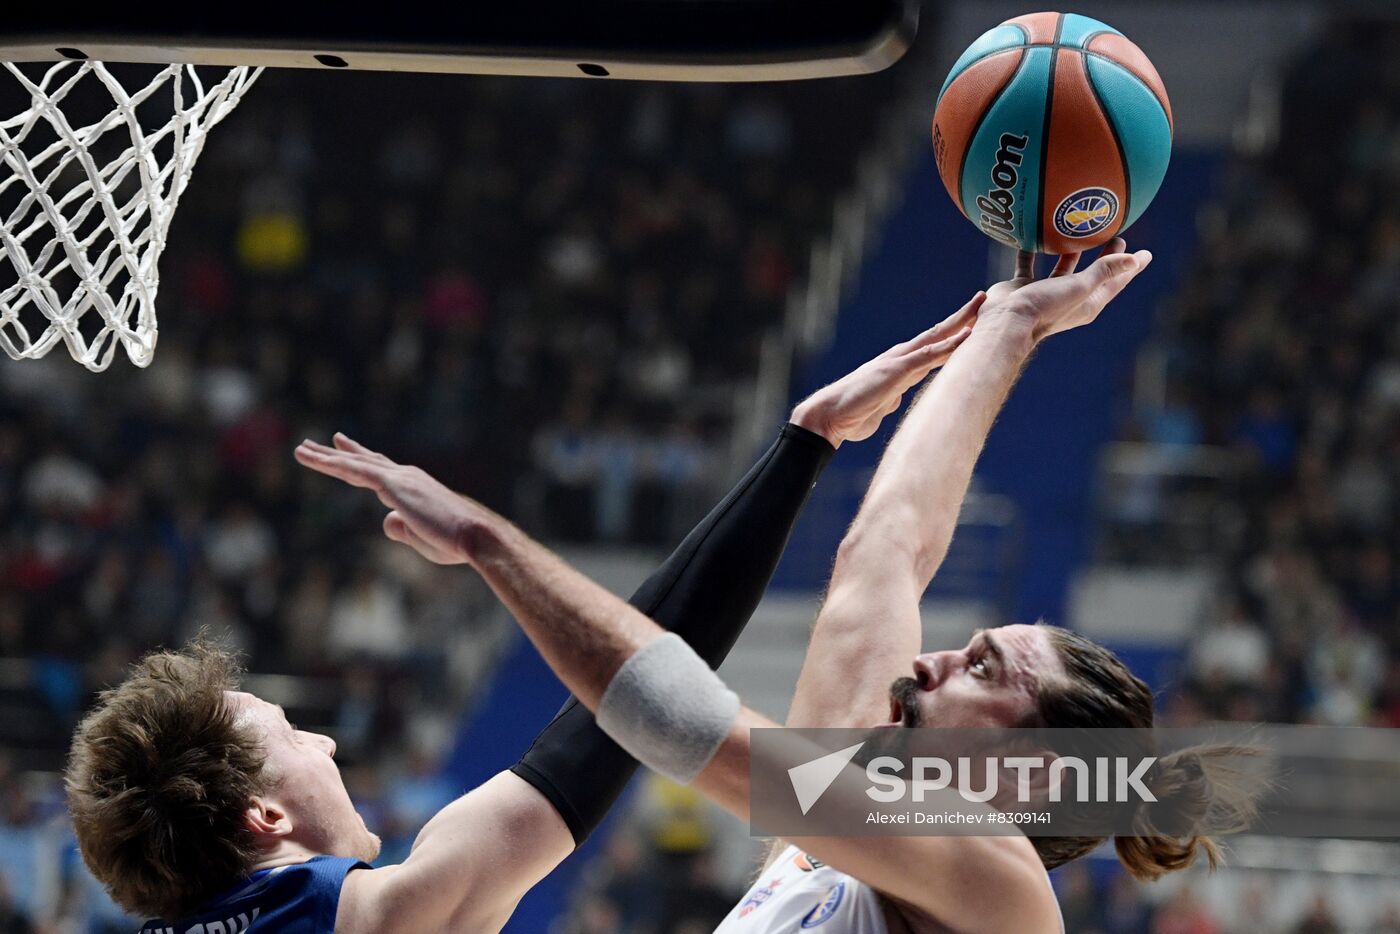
[509,422,835,843]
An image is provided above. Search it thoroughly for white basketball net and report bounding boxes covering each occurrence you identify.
[0,61,261,371]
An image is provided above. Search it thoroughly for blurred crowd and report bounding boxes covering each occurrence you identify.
[0,57,898,930]
[1118,20,1400,736]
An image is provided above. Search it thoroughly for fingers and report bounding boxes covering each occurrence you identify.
[1049,238,1123,283]
[294,443,378,487]
[1050,252,1082,278]
[301,438,385,473]
[1014,250,1036,280]
[1081,249,1153,311]
[1078,247,1152,289]
[384,511,411,542]
[332,433,367,453]
[898,325,972,373]
[889,326,971,393]
[937,290,985,335]
[333,432,396,466]
[384,511,458,563]
[895,292,985,355]
[943,290,986,334]
[294,441,396,506]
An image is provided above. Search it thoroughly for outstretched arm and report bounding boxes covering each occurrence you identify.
[306,316,975,932]
[302,256,1146,932]
[787,242,1151,730]
[297,440,1059,934]
[511,306,975,843]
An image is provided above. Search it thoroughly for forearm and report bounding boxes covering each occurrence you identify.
[511,423,833,843]
[844,312,1036,585]
[465,515,665,707]
[789,313,1036,728]
[627,422,833,655]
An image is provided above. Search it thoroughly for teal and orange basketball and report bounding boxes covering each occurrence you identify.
[932,12,1172,255]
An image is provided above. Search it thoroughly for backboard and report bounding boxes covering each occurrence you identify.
[0,2,919,81]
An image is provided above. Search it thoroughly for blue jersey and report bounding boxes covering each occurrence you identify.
[139,856,369,934]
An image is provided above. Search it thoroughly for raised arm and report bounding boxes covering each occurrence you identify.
[299,317,975,932]
[295,442,1060,933]
[298,247,1147,933]
[786,242,1151,730]
[509,305,976,843]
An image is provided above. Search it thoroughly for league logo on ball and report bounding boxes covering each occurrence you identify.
[1053,187,1120,239]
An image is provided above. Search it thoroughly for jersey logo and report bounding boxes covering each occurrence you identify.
[792,852,827,872]
[800,883,846,928]
[1053,187,1120,239]
[738,877,784,918]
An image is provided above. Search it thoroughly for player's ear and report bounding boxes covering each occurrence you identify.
[245,796,293,840]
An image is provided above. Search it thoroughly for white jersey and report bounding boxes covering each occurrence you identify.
[713,846,1065,934]
[715,847,887,934]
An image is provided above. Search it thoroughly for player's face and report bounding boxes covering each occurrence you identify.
[228,692,381,862]
[880,625,1063,729]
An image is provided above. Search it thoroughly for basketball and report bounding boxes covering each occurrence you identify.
[932,11,1173,255]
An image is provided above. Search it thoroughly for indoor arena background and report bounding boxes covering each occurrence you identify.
[2,2,1399,931]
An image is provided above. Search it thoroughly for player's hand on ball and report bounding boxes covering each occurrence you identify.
[294,434,472,565]
[982,237,1151,343]
[789,292,983,447]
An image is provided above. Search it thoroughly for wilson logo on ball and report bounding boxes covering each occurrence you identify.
[933,12,1174,252]
[975,132,1028,247]
[1053,188,1120,239]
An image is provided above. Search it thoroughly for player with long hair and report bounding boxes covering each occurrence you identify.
[299,240,1261,934]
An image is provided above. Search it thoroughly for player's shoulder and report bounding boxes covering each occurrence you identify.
[261,856,370,931]
[336,861,511,934]
[139,856,369,934]
[336,863,403,934]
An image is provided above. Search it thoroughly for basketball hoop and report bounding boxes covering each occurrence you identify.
[0,60,260,371]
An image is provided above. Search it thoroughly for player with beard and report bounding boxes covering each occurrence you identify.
[64,314,976,934]
[301,239,1259,934]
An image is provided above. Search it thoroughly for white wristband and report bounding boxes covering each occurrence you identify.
[595,633,741,783]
